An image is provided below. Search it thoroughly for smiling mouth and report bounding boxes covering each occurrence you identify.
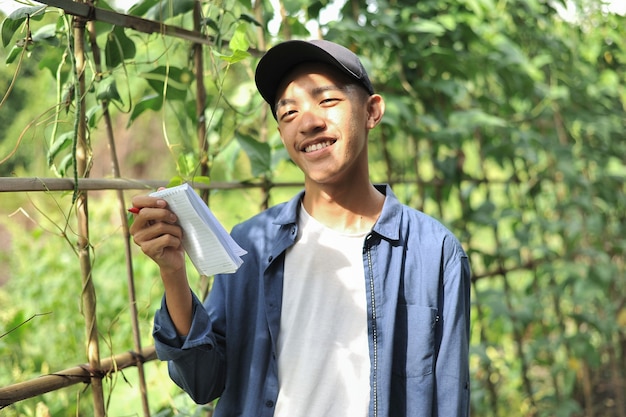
[303,140,335,153]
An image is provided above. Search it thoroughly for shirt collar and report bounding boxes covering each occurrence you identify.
[273,184,402,242]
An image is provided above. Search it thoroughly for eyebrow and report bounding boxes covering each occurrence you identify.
[275,84,347,112]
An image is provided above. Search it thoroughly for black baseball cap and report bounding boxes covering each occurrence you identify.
[255,39,375,118]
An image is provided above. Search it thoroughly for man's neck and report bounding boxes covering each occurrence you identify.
[301,182,385,234]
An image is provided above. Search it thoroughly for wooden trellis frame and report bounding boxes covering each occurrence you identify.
[0,347,157,407]
[1,0,235,415]
[0,177,302,410]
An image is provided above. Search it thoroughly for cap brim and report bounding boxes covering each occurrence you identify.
[255,40,351,114]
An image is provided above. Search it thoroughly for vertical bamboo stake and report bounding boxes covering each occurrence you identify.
[84,14,151,416]
[73,14,105,417]
[194,0,209,202]
[253,0,271,211]
[192,0,213,303]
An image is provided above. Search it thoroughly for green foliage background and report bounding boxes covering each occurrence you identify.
[0,0,624,415]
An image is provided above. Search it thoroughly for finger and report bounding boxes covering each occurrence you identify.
[138,234,186,268]
[140,232,183,256]
[129,207,178,235]
[132,221,183,246]
[130,194,167,211]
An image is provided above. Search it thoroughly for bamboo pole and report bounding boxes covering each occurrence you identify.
[0,177,163,192]
[252,0,272,212]
[192,0,213,301]
[35,0,267,58]
[73,11,105,416]
[0,177,304,192]
[85,9,151,415]
[0,347,157,407]
[0,176,514,194]
[38,0,214,45]
[193,0,209,204]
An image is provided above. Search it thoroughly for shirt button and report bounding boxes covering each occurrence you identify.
[268,256,273,263]
[265,400,274,408]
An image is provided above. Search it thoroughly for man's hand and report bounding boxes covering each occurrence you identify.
[129,194,186,274]
[129,192,193,336]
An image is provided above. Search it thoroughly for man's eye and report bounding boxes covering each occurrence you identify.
[320,97,343,106]
[280,109,297,120]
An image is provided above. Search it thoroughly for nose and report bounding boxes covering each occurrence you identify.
[299,106,326,135]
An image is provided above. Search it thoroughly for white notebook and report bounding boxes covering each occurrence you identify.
[150,183,247,276]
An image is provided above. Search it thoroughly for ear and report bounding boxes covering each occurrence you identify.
[366,94,385,129]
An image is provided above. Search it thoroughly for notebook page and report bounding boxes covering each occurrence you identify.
[150,184,246,276]
[186,188,247,258]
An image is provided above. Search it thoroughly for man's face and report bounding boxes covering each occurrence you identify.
[274,63,383,187]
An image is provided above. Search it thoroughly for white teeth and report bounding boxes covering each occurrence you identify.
[304,141,332,153]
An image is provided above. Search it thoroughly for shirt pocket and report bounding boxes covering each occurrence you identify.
[392,305,438,378]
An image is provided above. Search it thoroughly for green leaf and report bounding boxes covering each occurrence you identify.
[7,5,47,20]
[306,1,327,19]
[1,6,46,47]
[2,310,27,341]
[127,94,162,126]
[176,152,199,177]
[57,152,74,177]
[38,44,68,81]
[1,15,25,48]
[449,109,508,129]
[215,48,251,64]
[105,26,136,69]
[282,16,309,37]
[166,176,185,188]
[142,66,193,101]
[144,0,195,21]
[191,176,211,187]
[96,78,122,104]
[239,13,263,27]
[31,23,59,46]
[203,18,220,33]
[229,23,249,52]
[236,134,271,177]
[471,201,497,226]
[214,23,251,64]
[90,0,115,37]
[47,132,74,166]
[86,105,101,129]
[127,0,160,17]
[282,0,303,15]
[4,45,22,64]
[414,19,446,36]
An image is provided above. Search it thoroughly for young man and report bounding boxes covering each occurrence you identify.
[130,39,471,416]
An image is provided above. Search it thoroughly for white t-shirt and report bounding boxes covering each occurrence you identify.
[274,205,371,417]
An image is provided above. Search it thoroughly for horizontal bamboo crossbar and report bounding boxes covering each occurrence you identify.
[0,346,157,407]
[0,177,304,192]
[39,0,214,45]
[0,176,516,193]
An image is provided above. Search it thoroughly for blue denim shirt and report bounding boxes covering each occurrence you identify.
[153,184,471,417]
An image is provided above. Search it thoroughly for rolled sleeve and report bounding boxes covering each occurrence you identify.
[153,291,215,360]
